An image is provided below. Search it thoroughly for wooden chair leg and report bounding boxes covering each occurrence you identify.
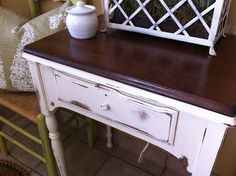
[37,114,57,176]
[0,133,8,156]
[0,117,8,156]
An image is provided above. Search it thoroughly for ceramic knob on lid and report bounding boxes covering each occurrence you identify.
[66,0,98,39]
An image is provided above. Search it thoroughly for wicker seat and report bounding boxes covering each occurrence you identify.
[0,90,57,175]
[0,90,94,176]
[0,90,40,123]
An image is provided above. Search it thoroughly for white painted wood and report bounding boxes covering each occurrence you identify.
[39,65,227,173]
[27,61,68,176]
[209,46,217,56]
[27,61,49,116]
[151,0,186,31]
[104,0,232,55]
[23,53,236,126]
[30,61,222,173]
[173,111,208,172]
[210,0,230,41]
[192,123,227,176]
[45,113,67,176]
[39,67,208,172]
[158,0,188,36]
[24,52,236,175]
[175,3,215,35]
[106,125,113,148]
[54,70,178,144]
[188,0,210,33]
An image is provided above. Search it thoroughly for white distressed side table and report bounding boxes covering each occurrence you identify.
[23,29,236,176]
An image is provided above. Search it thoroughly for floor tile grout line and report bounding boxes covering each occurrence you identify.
[4,136,183,176]
[3,119,32,138]
[0,113,186,176]
[3,125,184,176]
[68,137,160,176]
[110,151,158,176]
[29,169,44,176]
[76,135,118,154]
[9,155,36,175]
[76,136,187,176]
[8,143,43,174]
[92,154,112,176]
[160,153,168,176]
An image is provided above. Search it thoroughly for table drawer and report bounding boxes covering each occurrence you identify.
[54,71,178,145]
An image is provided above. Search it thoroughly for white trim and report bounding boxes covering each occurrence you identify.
[23,53,236,126]
[108,22,213,46]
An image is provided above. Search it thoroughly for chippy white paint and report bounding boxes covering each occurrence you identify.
[104,0,232,55]
[27,61,67,176]
[23,52,236,176]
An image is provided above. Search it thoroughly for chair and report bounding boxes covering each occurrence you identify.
[0,90,57,175]
[0,91,93,176]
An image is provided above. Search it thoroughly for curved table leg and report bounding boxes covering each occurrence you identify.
[46,113,67,176]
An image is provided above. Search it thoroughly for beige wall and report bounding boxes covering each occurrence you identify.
[1,0,236,34]
[1,0,30,18]
[0,0,65,19]
[0,0,98,19]
[226,1,236,35]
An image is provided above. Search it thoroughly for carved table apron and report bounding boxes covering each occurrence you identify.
[23,29,236,176]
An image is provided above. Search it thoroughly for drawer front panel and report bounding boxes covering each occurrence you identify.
[54,71,178,144]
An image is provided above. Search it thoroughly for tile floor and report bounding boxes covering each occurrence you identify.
[0,108,193,176]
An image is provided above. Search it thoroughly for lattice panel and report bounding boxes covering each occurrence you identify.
[216,0,231,39]
[104,0,232,55]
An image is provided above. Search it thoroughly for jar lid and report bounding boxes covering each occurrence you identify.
[66,1,96,15]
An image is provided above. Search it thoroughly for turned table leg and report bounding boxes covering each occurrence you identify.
[27,61,68,176]
[46,113,67,176]
[106,125,113,148]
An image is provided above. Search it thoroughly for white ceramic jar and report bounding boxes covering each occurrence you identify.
[66,1,98,39]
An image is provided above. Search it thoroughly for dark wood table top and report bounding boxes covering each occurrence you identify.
[24,28,236,117]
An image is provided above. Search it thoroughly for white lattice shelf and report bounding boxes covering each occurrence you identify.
[104,0,232,55]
